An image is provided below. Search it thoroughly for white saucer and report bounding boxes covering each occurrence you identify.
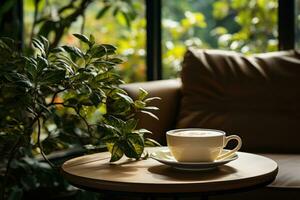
[150,148,238,171]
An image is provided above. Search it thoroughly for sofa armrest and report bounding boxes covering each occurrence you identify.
[122,79,182,144]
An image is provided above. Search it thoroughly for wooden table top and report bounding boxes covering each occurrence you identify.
[61,147,278,193]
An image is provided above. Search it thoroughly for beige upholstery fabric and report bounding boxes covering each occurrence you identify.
[262,153,300,188]
[209,187,300,200]
[209,153,300,200]
[177,48,300,153]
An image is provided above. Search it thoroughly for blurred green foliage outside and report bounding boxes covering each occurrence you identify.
[24,0,278,81]
[162,0,278,78]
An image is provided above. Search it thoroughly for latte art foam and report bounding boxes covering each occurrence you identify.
[172,130,223,137]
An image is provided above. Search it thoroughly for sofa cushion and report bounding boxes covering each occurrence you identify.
[210,187,300,200]
[177,48,300,153]
[209,153,300,200]
[261,153,300,188]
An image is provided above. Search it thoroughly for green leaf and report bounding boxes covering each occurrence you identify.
[90,45,106,57]
[39,35,50,55]
[117,92,134,104]
[62,45,84,58]
[50,46,65,53]
[94,72,119,82]
[108,99,131,115]
[24,57,37,80]
[144,97,161,103]
[138,88,148,100]
[126,133,144,159]
[74,70,93,82]
[74,68,96,81]
[105,115,126,130]
[133,129,152,135]
[109,57,123,64]
[99,124,121,137]
[92,60,116,67]
[32,38,46,57]
[145,138,161,147]
[96,5,111,19]
[40,69,65,85]
[57,53,79,69]
[102,44,117,55]
[89,92,102,107]
[36,55,48,72]
[73,33,90,45]
[54,58,75,74]
[101,135,119,143]
[143,106,159,111]
[0,37,14,53]
[121,11,131,27]
[102,44,117,51]
[4,73,33,88]
[109,142,124,162]
[123,142,139,158]
[124,118,138,132]
[140,110,159,120]
[134,100,146,109]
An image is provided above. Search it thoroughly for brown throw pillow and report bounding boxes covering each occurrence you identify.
[176,47,300,153]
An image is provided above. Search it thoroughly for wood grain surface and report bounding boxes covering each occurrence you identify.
[61,147,278,193]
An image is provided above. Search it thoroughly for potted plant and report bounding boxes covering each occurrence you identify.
[0,34,160,199]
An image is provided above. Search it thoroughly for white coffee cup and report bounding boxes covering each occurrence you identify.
[166,128,242,162]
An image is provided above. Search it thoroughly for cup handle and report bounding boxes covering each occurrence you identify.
[216,135,242,160]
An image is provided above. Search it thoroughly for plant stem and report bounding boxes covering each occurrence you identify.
[36,117,56,169]
[58,0,75,14]
[48,102,91,133]
[51,0,93,47]
[77,109,91,133]
[49,88,68,105]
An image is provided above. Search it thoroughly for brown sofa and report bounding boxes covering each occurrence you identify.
[123,48,300,199]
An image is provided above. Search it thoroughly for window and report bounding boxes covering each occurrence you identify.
[0,0,297,82]
[162,0,278,79]
[24,0,146,83]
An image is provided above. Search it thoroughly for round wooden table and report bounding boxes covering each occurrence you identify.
[61,147,278,199]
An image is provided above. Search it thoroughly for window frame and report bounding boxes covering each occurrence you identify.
[278,0,295,50]
[0,0,297,81]
[147,0,296,81]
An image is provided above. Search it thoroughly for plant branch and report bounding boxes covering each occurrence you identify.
[58,0,76,14]
[49,88,68,105]
[76,109,91,133]
[51,0,93,47]
[48,102,91,133]
[36,116,56,169]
